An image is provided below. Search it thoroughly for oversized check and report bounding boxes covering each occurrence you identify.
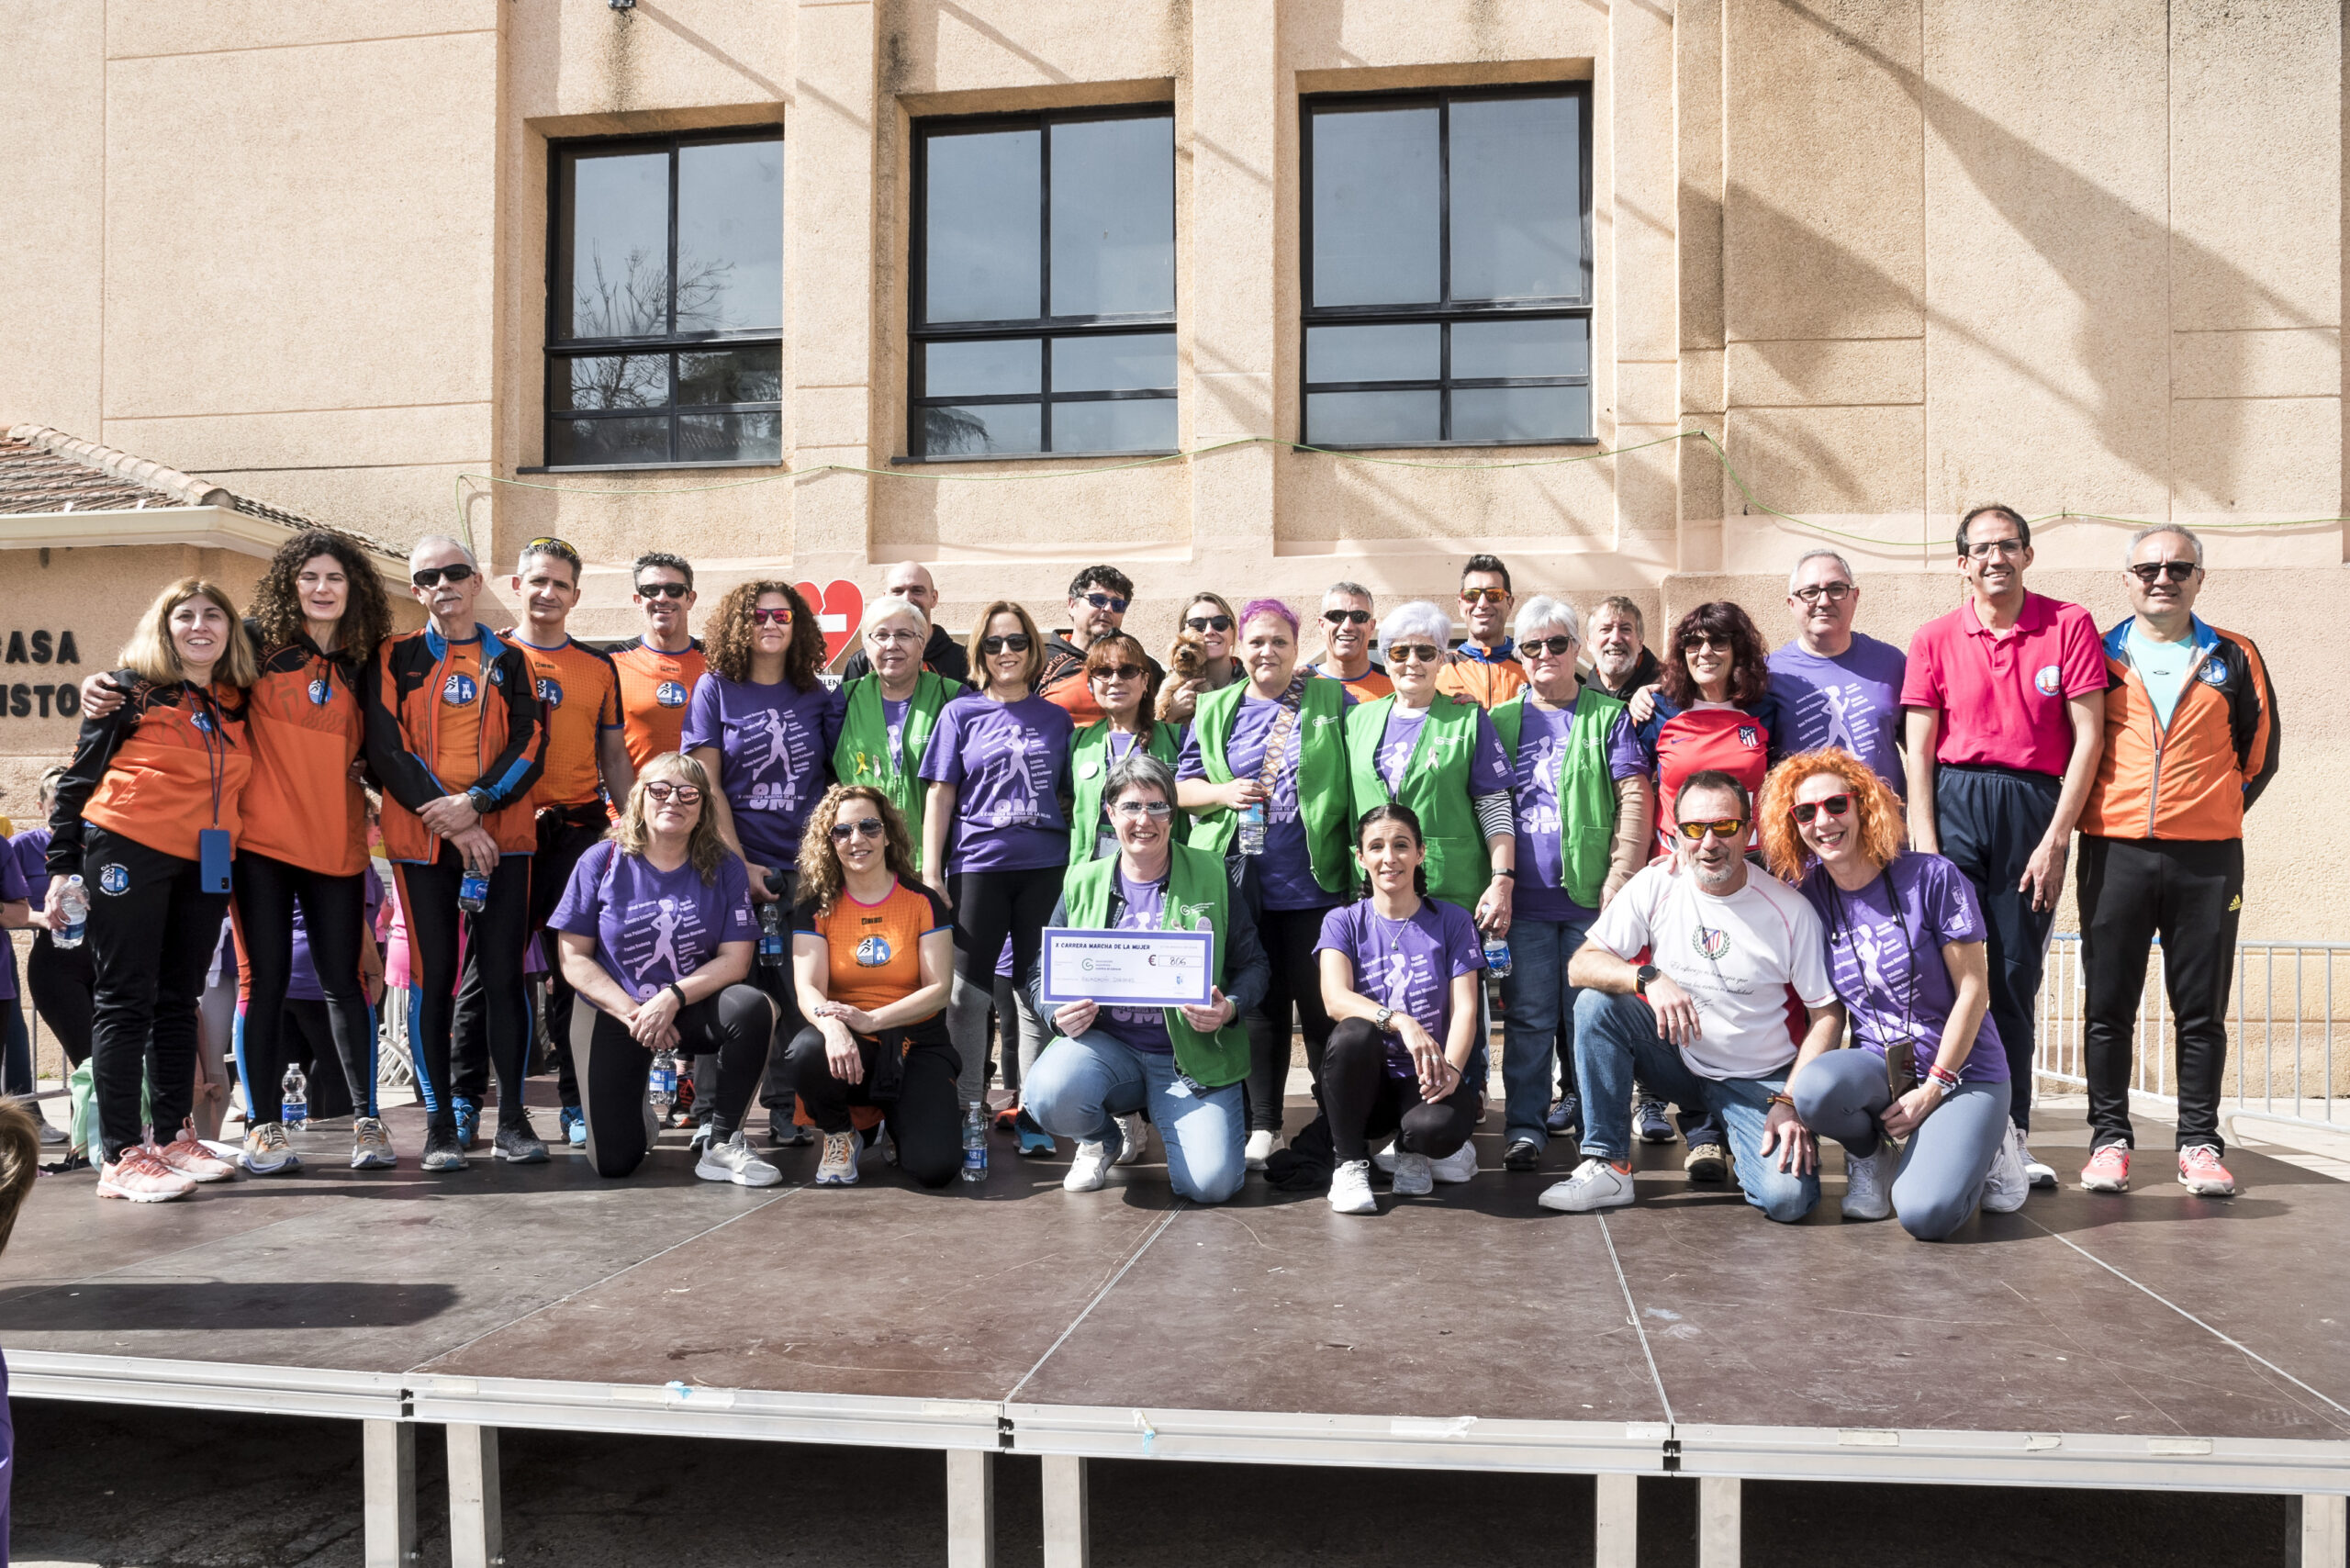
[1038,926,1214,1010]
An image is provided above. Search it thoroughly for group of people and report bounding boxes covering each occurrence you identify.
[5,502,2277,1239]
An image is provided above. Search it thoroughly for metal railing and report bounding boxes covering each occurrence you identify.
[2037,935,2347,1136]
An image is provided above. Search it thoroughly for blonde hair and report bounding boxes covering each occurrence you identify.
[610,752,727,883]
[118,578,256,689]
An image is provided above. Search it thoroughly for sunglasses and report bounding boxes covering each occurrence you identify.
[1792,582,1852,605]
[1388,644,1443,665]
[830,817,886,843]
[1791,794,1852,824]
[1080,591,1131,614]
[1186,614,1235,633]
[636,580,690,599]
[643,781,703,804]
[1112,800,1175,821]
[1460,588,1509,605]
[749,608,793,626]
[1682,633,1732,653]
[1322,608,1371,626]
[1522,634,1577,657]
[1674,818,1749,841]
[2129,561,2198,585]
[981,634,1032,655]
[1091,664,1147,681]
[411,564,476,588]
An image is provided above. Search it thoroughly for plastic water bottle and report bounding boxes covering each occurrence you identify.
[53,876,89,949]
[1482,934,1513,980]
[1237,801,1267,857]
[960,1103,989,1182]
[458,868,490,913]
[756,902,786,970]
[281,1063,309,1130]
[649,1047,679,1107]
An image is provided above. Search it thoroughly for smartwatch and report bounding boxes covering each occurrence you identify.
[1634,964,1661,997]
[1374,1005,1395,1033]
[465,786,496,818]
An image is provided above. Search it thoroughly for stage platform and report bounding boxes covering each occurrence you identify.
[6,1100,2347,1568]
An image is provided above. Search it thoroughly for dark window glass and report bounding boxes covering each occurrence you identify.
[1303,87,1591,448]
[913,107,1177,457]
[546,129,783,467]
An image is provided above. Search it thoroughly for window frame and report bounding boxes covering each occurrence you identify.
[1299,84,1595,452]
[542,126,786,473]
[907,103,1180,462]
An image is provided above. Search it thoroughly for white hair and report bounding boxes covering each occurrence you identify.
[1379,599,1454,652]
[862,595,928,638]
[1514,595,1580,645]
[2126,524,2204,567]
[1786,549,1856,595]
[409,533,478,570]
[1322,580,1374,605]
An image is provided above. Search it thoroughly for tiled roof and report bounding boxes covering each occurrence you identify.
[0,423,400,555]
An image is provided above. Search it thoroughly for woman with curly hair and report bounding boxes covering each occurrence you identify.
[1760,750,2026,1238]
[783,784,958,1187]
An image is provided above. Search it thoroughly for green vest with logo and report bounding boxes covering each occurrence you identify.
[1068,720,1185,862]
[833,672,956,871]
[1489,689,1626,910]
[1060,844,1250,1087]
[1344,694,1489,908]
[1185,677,1352,898]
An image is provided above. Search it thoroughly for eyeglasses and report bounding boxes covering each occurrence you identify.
[1522,634,1578,657]
[1682,633,1731,653]
[2129,561,2199,585]
[643,781,702,804]
[1674,818,1749,841]
[1792,582,1853,605]
[1081,591,1130,614]
[411,564,476,588]
[1965,538,2026,559]
[867,627,922,644]
[830,817,887,843]
[1322,608,1371,626]
[1091,664,1147,681]
[981,634,1032,655]
[1388,644,1443,665]
[749,608,792,626]
[636,581,690,599]
[1186,614,1234,633]
[1791,794,1852,824]
[1460,588,1509,605]
[1112,801,1175,821]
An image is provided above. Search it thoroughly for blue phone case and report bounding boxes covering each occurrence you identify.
[198,828,232,894]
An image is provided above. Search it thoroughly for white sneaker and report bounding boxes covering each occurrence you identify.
[1429,1141,1478,1185]
[1538,1156,1636,1213]
[1390,1150,1434,1195]
[1244,1128,1278,1170]
[2019,1133,2057,1190]
[1841,1140,1894,1221]
[1327,1158,1378,1214]
[1065,1141,1113,1193]
[1112,1112,1148,1166]
[698,1130,784,1187]
[1982,1123,2030,1214]
[1371,1137,1400,1174]
[241,1121,302,1176]
[809,1130,859,1187]
[33,1112,66,1147]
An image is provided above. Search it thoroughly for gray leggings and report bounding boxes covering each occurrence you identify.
[1790,1049,2009,1242]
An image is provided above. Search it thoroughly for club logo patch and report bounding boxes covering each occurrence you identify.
[442,672,478,705]
[188,710,215,734]
[2199,658,2228,687]
[656,680,689,708]
[2033,664,2063,696]
[1693,925,1729,959]
[308,678,332,706]
[856,935,892,967]
[1737,725,1761,749]
[98,863,129,896]
[536,678,564,708]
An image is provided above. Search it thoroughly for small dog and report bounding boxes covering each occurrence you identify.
[1167,627,1210,684]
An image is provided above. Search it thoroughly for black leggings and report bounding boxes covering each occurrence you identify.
[392,848,532,1131]
[527,809,607,1107]
[1243,902,1339,1133]
[781,1025,963,1188]
[27,930,95,1069]
[573,983,774,1179]
[946,866,1064,1103]
[231,851,375,1123]
[280,999,358,1119]
[83,824,229,1162]
[1321,1016,1478,1163]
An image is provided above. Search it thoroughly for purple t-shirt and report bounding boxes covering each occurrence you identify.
[1315,898,1485,1078]
[1768,634,1908,797]
[1178,689,1354,911]
[549,841,756,1002]
[285,867,384,1002]
[1376,705,1513,800]
[0,834,28,1001]
[1512,704,1647,924]
[1097,871,1175,1054]
[679,675,844,870]
[919,693,1073,874]
[1799,852,2007,1082]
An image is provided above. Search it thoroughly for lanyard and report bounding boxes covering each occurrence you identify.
[186,682,229,828]
[1249,676,1306,792]
[1828,867,1919,1050]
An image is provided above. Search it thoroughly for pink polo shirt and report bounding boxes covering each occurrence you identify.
[1900,592,2104,777]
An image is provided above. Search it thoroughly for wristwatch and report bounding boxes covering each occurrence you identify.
[465,785,496,817]
[1634,964,1661,997]
[1374,1005,1395,1033]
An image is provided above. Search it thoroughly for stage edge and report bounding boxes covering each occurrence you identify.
[1003,1403,1672,1473]
[406,1373,1005,1450]
[1674,1423,2350,1494]
[6,1350,406,1421]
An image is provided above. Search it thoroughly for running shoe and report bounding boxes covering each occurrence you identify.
[1546,1093,1581,1137]
[812,1130,860,1186]
[1064,1140,1113,1193]
[1539,1157,1635,1213]
[1841,1141,1894,1221]
[1112,1112,1148,1166]
[420,1124,468,1172]
[1327,1159,1378,1214]
[1014,1109,1056,1158]
[1390,1150,1434,1196]
[767,1114,813,1148]
[1372,1138,1403,1174]
[494,1116,550,1164]
[2080,1143,2132,1193]
[1980,1123,2028,1214]
[351,1117,397,1170]
[97,1145,196,1203]
[242,1121,302,1177]
[1634,1098,1676,1144]
[153,1126,238,1183]
[557,1105,586,1148]
[1429,1141,1478,1184]
[688,1121,713,1157]
[699,1131,784,1188]
[2018,1134,2057,1189]
[1683,1140,1729,1183]
[35,1113,67,1147]
[2177,1144,2236,1197]
[1504,1137,1542,1172]
[452,1096,480,1149]
[1244,1128,1278,1170]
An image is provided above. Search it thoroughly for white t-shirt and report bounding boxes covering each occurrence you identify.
[1586,860,1837,1081]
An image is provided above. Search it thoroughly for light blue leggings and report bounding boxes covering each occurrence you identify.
[1790,1049,2009,1241]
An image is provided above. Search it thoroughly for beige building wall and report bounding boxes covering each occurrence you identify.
[0,0,2342,940]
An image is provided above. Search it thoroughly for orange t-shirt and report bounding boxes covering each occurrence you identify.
[1311,659,1393,702]
[610,637,707,770]
[793,879,952,1023]
[508,633,622,808]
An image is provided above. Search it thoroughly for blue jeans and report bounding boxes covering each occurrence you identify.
[1572,990,1819,1223]
[1500,911,1595,1148]
[1023,1029,1248,1204]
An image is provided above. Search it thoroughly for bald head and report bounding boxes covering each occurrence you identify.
[882,561,940,619]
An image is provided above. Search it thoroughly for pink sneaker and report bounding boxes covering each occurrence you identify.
[2177,1144,2236,1197]
[98,1146,198,1203]
[151,1126,239,1183]
[2080,1143,2131,1193]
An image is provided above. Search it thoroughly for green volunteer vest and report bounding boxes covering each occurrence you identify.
[1344,694,1490,908]
[1185,676,1352,897]
[834,673,956,870]
[1060,843,1251,1087]
[1069,720,1185,862]
[1490,689,1626,910]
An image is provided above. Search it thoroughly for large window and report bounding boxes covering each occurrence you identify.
[911,108,1176,458]
[1302,87,1591,449]
[546,130,784,468]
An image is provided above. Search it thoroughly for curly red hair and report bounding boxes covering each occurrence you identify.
[1758,749,1906,882]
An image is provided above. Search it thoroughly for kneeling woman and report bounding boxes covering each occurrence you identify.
[549,755,779,1186]
[1022,753,1264,1203]
[784,785,961,1188]
[1760,751,2025,1239]
[1315,804,1487,1215]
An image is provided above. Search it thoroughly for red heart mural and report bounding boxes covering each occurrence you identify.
[796,578,865,666]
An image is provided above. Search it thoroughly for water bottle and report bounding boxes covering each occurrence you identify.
[281,1062,309,1130]
[960,1102,989,1182]
[649,1047,679,1107]
[458,868,489,913]
[1482,934,1513,980]
[756,902,786,970]
[1237,801,1267,857]
[53,876,89,949]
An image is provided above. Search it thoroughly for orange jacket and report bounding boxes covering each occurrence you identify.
[363,625,545,863]
[240,625,370,876]
[1434,645,1528,710]
[49,674,252,870]
[2079,617,2278,842]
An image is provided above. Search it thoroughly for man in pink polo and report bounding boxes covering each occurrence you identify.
[1901,503,2106,1192]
